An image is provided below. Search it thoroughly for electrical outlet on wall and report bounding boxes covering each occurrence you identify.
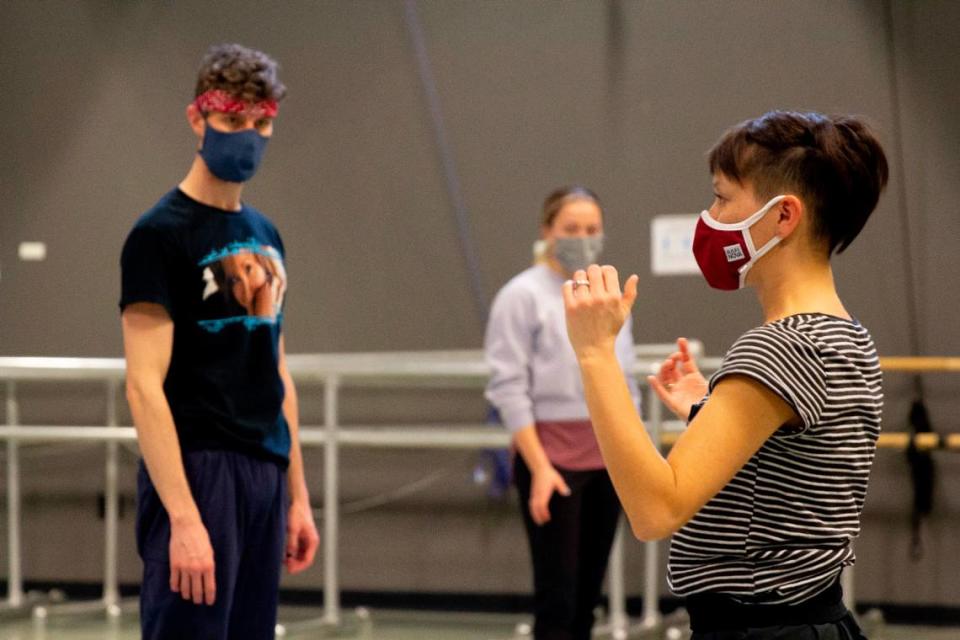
[18,241,47,261]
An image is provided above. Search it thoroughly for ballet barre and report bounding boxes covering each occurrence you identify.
[1,349,955,638]
[0,344,697,635]
[879,356,960,372]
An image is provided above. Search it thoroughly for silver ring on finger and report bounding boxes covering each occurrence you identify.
[572,279,590,290]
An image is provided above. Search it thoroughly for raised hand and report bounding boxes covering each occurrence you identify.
[562,264,639,360]
[647,337,708,420]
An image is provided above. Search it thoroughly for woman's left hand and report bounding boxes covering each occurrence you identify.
[562,264,639,360]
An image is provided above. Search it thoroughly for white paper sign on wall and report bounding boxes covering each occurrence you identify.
[651,215,699,275]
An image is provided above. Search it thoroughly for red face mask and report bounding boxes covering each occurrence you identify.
[692,195,785,290]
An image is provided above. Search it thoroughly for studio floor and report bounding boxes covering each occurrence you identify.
[0,606,957,640]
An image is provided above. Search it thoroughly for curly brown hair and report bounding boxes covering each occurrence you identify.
[194,43,287,103]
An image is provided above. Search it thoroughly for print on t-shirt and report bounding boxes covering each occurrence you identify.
[197,238,287,333]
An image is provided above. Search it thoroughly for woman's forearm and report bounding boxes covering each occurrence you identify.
[512,424,552,473]
[578,352,679,539]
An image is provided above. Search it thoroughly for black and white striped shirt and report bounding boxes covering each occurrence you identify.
[668,313,882,605]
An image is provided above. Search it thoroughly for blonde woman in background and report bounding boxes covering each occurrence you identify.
[485,186,641,640]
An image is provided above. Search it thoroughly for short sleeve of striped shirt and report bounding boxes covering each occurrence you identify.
[710,323,827,431]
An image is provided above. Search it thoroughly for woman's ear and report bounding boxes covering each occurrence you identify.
[777,195,804,240]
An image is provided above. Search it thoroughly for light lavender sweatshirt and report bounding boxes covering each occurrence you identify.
[484,264,641,433]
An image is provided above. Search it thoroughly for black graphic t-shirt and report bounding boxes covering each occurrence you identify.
[120,188,290,467]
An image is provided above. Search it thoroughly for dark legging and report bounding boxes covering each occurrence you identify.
[514,455,621,640]
[690,613,867,640]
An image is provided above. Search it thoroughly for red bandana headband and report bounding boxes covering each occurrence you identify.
[194,89,279,119]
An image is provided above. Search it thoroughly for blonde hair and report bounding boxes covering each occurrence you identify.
[541,185,602,228]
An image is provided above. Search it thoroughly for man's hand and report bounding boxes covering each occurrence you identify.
[169,516,216,605]
[285,500,320,574]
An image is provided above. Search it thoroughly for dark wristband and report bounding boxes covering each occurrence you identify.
[687,399,706,423]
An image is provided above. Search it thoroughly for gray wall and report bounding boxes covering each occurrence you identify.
[1,0,959,611]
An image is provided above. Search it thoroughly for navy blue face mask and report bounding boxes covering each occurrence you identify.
[198,124,269,183]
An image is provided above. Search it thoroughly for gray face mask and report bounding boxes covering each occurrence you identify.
[552,235,604,273]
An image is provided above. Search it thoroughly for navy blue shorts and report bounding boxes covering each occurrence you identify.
[137,450,287,640]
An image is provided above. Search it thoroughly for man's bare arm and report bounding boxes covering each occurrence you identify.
[122,302,216,605]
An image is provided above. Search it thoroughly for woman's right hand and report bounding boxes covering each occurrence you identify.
[647,337,709,421]
[529,465,571,526]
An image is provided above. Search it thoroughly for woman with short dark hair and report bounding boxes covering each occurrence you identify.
[563,111,888,639]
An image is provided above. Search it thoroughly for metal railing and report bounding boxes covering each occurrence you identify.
[0,344,710,635]
[1,350,955,635]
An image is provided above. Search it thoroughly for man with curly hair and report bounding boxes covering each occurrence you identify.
[119,43,319,639]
